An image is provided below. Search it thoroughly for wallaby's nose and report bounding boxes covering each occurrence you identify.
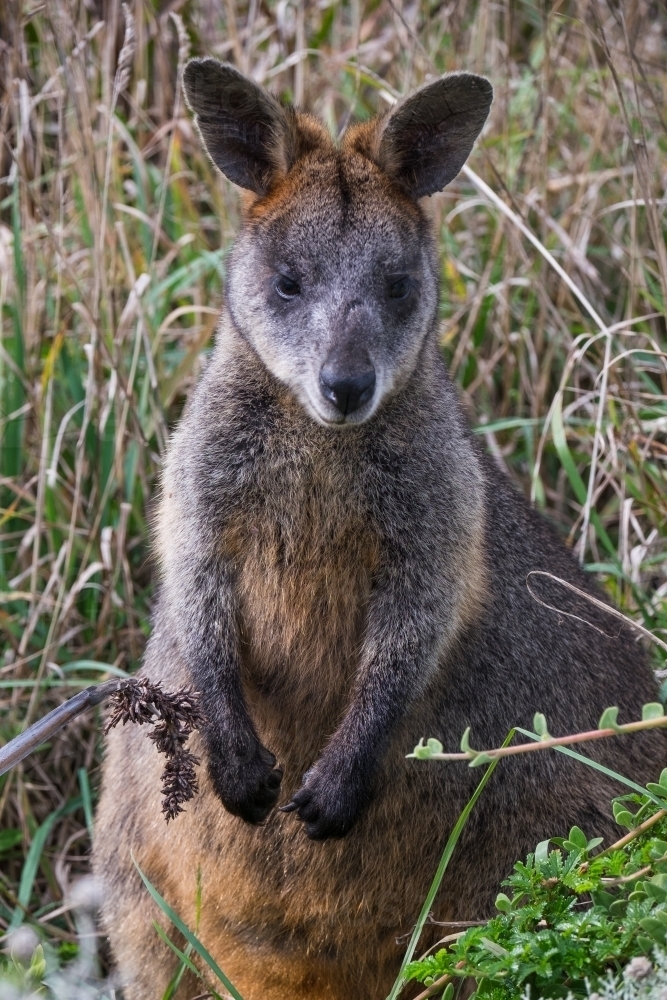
[319,366,376,416]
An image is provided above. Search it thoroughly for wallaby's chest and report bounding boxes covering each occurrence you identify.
[220,442,380,763]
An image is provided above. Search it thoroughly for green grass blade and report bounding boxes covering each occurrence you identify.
[10,812,59,929]
[385,730,514,1000]
[160,939,202,1000]
[133,856,245,1000]
[153,921,223,999]
[161,868,204,1000]
[10,797,82,929]
[2,174,27,484]
[516,727,662,804]
[154,922,199,978]
[12,172,26,307]
[473,417,541,434]
[551,395,616,559]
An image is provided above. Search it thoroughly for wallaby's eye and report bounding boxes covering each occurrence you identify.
[275,275,301,300]
[388,277,411,300]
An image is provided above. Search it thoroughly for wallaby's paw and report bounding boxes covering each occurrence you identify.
[280,765,365,840]
[210,742,283,824]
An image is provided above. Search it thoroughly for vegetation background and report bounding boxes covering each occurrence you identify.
[0,0,666,977]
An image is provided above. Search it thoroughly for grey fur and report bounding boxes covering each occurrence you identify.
[93,62,666,1000]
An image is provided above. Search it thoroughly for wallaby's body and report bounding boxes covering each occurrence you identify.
[94,61,664,1000]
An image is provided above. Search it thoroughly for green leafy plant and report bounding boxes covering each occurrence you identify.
[403,777,667,999]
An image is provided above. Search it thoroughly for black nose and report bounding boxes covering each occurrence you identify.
[319,366,376,416]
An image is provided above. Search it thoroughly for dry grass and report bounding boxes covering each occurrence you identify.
[0,0,665,974]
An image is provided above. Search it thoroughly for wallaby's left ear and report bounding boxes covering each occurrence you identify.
[377,73,493,198]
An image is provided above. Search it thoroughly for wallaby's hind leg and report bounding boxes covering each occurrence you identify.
[100,880,198,1000]
[94,724,200,1000]
[95,825,202,1000]
[104,886,387,1000]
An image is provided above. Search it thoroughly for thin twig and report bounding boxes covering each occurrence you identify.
[413,971,453,1000]
[595,810,667,858]
[0,679,120,776]
[601,861,653,886]
[416,715,667,763]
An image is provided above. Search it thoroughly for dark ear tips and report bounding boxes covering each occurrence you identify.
[183,58,270,117]
[431,73,493,115]
[378,72,493,199]
[182,58,288,195]
[182,58,236,118]
[181,57,210,111]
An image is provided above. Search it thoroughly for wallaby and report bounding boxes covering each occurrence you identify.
[93,59,665,1000]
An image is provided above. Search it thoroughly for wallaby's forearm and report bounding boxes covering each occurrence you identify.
[171,558,244,728]
[165,549,283,822]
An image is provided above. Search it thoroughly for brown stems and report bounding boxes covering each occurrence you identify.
[412,972,452,1000]
[596,810,667,859]
[423,715,667,764]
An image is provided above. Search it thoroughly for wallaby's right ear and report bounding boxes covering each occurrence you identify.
[183,58,291,195]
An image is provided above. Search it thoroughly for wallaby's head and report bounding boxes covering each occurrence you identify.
[183,59,492,425]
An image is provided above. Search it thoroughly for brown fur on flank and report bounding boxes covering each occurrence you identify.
[93,60,666,1000]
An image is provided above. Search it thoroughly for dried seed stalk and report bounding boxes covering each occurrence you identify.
[105,678,205,820]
